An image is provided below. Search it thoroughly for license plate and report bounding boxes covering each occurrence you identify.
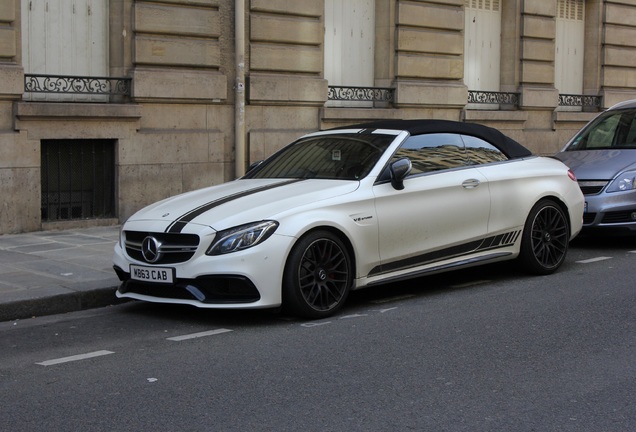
[584,201,588,213]
[130,265,174,284]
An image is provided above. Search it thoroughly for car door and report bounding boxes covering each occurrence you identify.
[372,133,491,274]
[462,134,526,236]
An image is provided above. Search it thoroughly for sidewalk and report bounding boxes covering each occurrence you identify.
[0,225,122,322]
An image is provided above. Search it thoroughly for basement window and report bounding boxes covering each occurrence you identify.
[41,139,116,221]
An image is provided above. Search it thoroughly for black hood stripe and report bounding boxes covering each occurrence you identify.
[165,179,304,233]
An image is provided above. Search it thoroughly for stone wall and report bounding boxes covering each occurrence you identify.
[2,0,636,234]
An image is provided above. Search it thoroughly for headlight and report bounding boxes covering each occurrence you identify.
[206,221,279,255]
[606,171,636,193]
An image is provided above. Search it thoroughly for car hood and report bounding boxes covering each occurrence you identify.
[125,178,360,233]
[555,149,636,180]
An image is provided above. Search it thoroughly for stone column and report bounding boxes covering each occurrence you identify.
[393,0,467,108]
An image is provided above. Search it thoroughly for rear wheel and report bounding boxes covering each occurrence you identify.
[283,231,352,319]
[518,199,570,275]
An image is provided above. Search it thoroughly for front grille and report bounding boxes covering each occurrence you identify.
[601,211,636,224]
[578,181,608,195]
[125,231,200,264]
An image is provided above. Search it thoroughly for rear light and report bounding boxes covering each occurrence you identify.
[567,169,577,182]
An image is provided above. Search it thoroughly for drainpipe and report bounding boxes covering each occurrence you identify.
[234,0,246,177]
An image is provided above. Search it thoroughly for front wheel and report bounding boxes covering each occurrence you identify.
[518,199,570,275]
[283,231,353,319]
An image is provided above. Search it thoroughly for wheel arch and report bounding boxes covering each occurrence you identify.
[289,225,358,277]
[537,194,573,236]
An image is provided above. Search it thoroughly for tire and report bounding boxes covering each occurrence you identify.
[283,230,353,319]
[518,199,570,275]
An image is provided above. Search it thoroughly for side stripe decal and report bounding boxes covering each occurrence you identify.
[369,229,521,276]
[165,179,304,233]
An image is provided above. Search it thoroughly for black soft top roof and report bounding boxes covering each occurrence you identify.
[331,119,532,159]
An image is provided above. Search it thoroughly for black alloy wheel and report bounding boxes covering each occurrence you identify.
[283,230,352,319]
[519,199,570,275]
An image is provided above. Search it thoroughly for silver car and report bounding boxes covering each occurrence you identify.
[555,99,636,232]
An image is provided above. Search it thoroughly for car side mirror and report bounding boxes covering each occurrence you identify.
[390,158,412,190]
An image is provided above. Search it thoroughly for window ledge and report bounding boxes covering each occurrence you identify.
[14,102,141,122]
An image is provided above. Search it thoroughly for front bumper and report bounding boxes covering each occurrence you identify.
[115,268,261,303]
[582,189,636,232]
[112,232,294,309]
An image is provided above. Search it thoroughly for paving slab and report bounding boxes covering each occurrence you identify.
[0,226,123,322]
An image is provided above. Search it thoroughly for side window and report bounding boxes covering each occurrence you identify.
[570,113,621,150]
[462,135,508,165]
[617,112,636,146]
[392,133,466,176]
[587,115,621,148]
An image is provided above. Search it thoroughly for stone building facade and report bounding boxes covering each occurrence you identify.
[1,0,635,234]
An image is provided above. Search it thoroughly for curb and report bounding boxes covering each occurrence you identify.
[0,285,125,322]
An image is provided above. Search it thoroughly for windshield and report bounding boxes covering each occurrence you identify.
[566,109,636,150]
[244,133,395,180]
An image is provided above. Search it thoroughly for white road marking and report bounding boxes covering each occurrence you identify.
[373,307,398,313]
[451,280,491,289]
[301,321,331,328]
[36,350,114,366]
[370,294,415,304]
[339,314,368,319]
[576,256,613,264]
[166,328,232,341]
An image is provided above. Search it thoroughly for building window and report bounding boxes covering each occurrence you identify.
[464,0,502,109]
[21,0,109,102]
[41,139,116,221]
[555,0,585,110]
[324,0,375,107]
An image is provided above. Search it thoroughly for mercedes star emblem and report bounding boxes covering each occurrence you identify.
[141,236,162,263]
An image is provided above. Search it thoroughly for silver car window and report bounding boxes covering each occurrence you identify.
[461,135,508,165]
[568,109,636,150]
[390,133,467,176]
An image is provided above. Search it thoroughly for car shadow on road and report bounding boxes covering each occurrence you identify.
[117,259,555,327]
[570,232,635,250]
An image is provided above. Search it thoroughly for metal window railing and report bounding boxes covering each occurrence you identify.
[558,94,602,109]
[468,90,520,106]
[24,74,132,96]
[328,85,394,103]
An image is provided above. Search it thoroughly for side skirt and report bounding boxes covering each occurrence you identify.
[364,251,513,287]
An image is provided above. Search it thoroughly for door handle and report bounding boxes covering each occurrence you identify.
[462,178,481,189]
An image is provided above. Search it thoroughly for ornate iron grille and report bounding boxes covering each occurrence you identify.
[41,139,116,221]
[468,90,519,106]
[25,74,131,96]
[328,86,394,102]
[558,94,602,108]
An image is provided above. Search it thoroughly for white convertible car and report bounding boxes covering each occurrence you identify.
[113,120,584,318]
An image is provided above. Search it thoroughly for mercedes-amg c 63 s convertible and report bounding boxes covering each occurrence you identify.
[113,120,584,318]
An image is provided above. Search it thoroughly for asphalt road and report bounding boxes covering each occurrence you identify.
[1,235,634,432]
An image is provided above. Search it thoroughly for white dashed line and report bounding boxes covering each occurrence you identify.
[36,350,114,366]
[576,256,613,264]
[370,294,415,304]
[451,280,491,289]
[166,328,233,341]
[301,321,332,328]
